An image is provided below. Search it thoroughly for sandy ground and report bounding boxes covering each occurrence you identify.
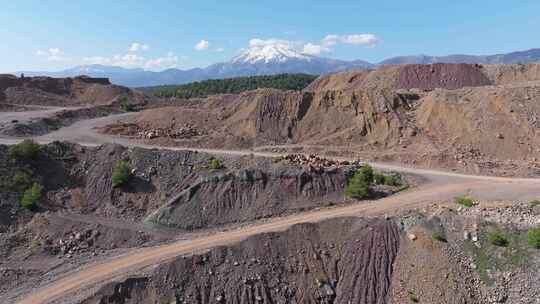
[1,110,540,304]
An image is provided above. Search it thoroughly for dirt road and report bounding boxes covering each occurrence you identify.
[1,111,539,304]
[16,178,540,304]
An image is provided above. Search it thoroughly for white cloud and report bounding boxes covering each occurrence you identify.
[83,53,145,68]
[144,52,178,70]
[302,43,330,56]
[128,42,149,52]
[249,38,292,49]
[195,40,210,51]
[83,51,182,71]
[215,47,225,52]
[322,34,378,47]
[35,48,69,61]
[322,35,340,46]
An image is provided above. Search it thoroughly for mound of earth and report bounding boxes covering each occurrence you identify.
[483,64,540,85]
[78,201,540,304]
[0,74,146,107]
[102,63,540,176]
[101,87,419,150]
[306,63,493,92]
[0,142,406,302]
[83,217,402,304]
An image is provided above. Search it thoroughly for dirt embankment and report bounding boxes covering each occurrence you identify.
[306,63,493,92]
[101,87,420,150]
[0,74,146,107]
[102,63,540,176]
[483,64,540,85]
[78,202,540,304]
[145,164,353,230]
[3,142,395,301]
[1,106,123,137]
[82,217,401,304]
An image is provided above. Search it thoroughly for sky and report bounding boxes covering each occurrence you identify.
[1,0,539,72]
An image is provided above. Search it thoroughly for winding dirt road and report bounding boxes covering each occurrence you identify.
[1,112,539,304]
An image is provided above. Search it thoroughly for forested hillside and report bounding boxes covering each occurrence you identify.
[143,73,318,98]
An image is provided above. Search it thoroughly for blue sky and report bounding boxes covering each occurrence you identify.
[1,0,539,72]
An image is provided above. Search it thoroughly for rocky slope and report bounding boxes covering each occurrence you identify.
[78,201,540,304]
[2,142,407,302]
[101,63,540,176]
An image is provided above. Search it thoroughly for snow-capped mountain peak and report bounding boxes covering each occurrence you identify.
[233,39,312,64]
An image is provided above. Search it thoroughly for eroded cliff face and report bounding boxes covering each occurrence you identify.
[145,164,352,230]
[483,64,540,85]
[81,217,401,304]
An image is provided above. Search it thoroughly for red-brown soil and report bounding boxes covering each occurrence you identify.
[0,74,146,107]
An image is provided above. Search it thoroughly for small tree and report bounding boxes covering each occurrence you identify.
[345,165,374,199]
[21,182,42,210]
[210,158,223,170]
[112,160,132,188]
[455,196,474,208]
[119,96,135,112]
[488,231,508,247]
[9,139,41,160]
[12,172,32,191]
[527,227,540,249]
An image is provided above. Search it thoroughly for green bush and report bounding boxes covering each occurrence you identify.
[527,227,540,249]
[119,96,135,112]
[432,232,447,243]
[530,200,540,207]
[373,172,385,185]
[455,196,474,208]
[112,160,132,188]
[21,182,42,210]
[210,159,223,170]
[12,172,32,190]
[488,231,508,247]
[345,165,374,199]
[9,140,41,160]
[383,174,401,186]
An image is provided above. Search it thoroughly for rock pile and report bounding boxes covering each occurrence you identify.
[55,229,100,258]
[461,201,540,228]
[138,124,203,139]
[280,154,361,168]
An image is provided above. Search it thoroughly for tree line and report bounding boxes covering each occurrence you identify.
[144,74,318,98]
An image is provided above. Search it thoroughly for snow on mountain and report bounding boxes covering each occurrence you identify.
[233,40,312,64]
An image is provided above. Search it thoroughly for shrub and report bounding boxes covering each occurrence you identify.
[119,96,135,112]
[12,172,32,190]
[383,174,401,186]
[210,158,223,170]
[487,231,508,247]
[455,196,474,208]
[373,172,385,185]
[112,160,131,188]
[345,165,374,199]
[432,232,447,243]
[527,227,540,249]
[530,200,540,207]
[21,182,42,210]
[9,140,41,160]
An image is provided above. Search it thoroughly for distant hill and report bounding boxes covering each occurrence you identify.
[17,48,540,87]
[142,74,318,98]
[379,48,540,65]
